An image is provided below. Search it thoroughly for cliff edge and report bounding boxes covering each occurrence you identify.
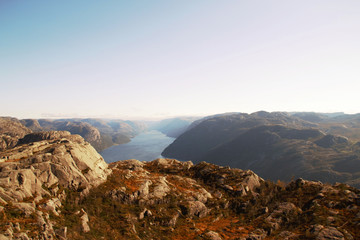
[0,131,111,239]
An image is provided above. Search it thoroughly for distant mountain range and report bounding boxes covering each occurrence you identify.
[162,111,360,187]
[1,117,147,152]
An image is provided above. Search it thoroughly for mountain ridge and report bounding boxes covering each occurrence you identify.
[162,111,360,188]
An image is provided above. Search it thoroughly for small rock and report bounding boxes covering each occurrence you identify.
[55,227,67,239]
[316,226,344,240]
[275,231,299,240]
[0,234,11,240]
[203,231,222,240]
[181,201,209,218]
[139,208,152,220]
[80,209,90,233]
[13,223,21,232]
[13,232,30,240]
[12,202,35,217]
[168,211,180,227]
[222,185,233,191]
[247,228,267,240]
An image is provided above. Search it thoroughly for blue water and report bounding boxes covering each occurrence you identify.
[100,130,175,163]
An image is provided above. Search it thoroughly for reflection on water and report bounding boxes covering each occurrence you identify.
[100,130,175,163]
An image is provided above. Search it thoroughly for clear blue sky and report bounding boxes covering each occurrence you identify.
[1,0,359,119]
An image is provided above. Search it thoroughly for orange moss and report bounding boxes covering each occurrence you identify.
[166,175,201,193]
[194,216,253,239]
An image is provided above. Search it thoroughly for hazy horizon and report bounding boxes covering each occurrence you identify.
[1,110,356,122]
[1,1,359,119]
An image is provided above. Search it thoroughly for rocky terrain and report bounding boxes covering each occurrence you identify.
[0,115,359,239]
[162,111,360,188]
[0,118,32,151]
[0,131,111,239]
[1,152,359,239]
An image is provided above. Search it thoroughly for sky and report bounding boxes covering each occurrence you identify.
[1,0,360,120]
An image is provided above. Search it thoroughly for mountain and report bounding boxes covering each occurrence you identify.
[290,112,360,140]
[162,111,317,161]
[0,117,32,151]
[149,117,199,138]
[20,118,147,152]
[162,111,360,187]
[0,134,359,239]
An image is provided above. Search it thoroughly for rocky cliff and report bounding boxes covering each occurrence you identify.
[0,117,32,151]
[0,131,111,239]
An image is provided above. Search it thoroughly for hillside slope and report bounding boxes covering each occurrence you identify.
[162,112,360,187]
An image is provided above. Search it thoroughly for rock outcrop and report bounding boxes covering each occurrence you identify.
[0,117,32,151]
[0,117,31,138]
[0,131,111,239]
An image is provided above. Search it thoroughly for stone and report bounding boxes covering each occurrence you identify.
[80,209,90,233]
[0,131,111,202]
[12,202,35,217]
[203,231,222,240]
[275,231,299,240]
[138,180,152,198]
[149,177,170,199]
[139,208,152,220]
[13,223,20,232]
[168,211,180,227]
[247,228,267,240]
[0,234,10,240]
[265,202,301,230]
[13,232,30,240]
[316,227,344,240]
[181,201,209,218]
[39,198,62,216]
[55,227,67,240]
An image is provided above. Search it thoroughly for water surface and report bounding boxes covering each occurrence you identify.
[100,130,175,163]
